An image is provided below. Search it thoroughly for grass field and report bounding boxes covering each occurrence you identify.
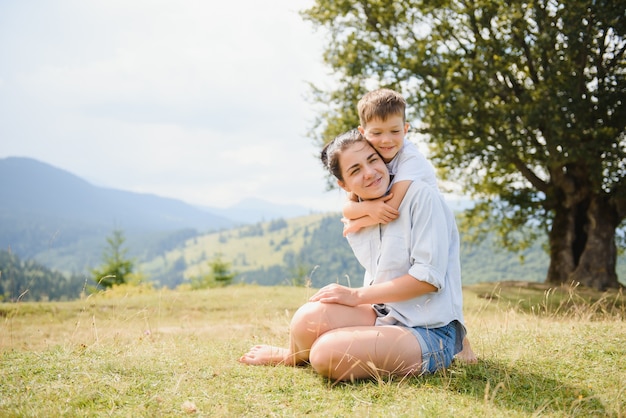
[1,282,625,417]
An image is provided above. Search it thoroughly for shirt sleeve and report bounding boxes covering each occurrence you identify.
[391,144,438,188]
[405,184,450,291]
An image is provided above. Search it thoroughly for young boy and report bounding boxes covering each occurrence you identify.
[341,88,439,236]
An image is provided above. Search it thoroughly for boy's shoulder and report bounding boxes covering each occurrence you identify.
[391,139,428,165]
[389,138,438,187]
[404,178,446,210]
[399,138,423,155]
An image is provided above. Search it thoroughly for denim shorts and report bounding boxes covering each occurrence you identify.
[407,320,464,374]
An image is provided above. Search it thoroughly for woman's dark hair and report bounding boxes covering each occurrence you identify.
[320,129,371,182]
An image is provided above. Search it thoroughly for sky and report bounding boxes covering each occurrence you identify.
[0,0,349,212]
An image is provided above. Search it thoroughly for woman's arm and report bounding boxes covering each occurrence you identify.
[309,275,436,307]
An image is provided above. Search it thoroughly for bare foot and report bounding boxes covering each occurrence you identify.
[238,345,290,366]
[455,337,478,364]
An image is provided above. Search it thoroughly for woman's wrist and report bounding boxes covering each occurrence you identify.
[355,286,371,305]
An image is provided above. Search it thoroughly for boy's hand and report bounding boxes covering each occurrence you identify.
[341,217,361,236]
[367,194,399,224]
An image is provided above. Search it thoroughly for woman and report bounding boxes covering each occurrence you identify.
[239,130,467,381]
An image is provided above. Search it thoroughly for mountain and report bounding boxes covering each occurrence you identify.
[0,156,234,232]
[0,157,316,272]
[204,197,313,224]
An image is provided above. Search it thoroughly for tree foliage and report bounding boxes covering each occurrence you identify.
[302,0,626,289]
[91,230,134,289]
[191,253,237,289]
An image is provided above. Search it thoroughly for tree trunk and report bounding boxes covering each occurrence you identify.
[547,195,621,290]
[546,201,579,284]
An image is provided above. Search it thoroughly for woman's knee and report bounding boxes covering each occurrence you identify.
[309,331,362,380]
[289,302,327,339]
[308,334,336,377]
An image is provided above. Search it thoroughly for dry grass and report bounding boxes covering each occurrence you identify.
[1,282,625,417]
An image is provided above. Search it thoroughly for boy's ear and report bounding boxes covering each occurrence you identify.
[357,126,365,135]
[337,179,350,192]
[403,122,410,134]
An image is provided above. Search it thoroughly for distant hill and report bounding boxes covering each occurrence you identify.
[142,213,626,289]
[204,197,314,224]
[2,156,624,291]
[140,213,354,288]
[141,211,552,289]
[0,157,234,231]
[0,157,314,272]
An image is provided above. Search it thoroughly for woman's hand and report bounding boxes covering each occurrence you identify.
[309,283,362,306]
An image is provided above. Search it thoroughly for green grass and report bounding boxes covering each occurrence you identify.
[1,283,625,417]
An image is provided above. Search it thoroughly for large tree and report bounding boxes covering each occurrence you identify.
[302,0,626,290]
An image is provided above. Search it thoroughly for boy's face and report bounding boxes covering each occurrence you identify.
[337,142,390,200]
[358,115,409,163]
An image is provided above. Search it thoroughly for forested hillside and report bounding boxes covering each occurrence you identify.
[234,215,365,288]
[0,250,85,302]
[3,213,625,302]
[139,214,348,288]
[144,212,626,288]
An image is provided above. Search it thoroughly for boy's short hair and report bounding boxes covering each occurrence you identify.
[357,88,406,126]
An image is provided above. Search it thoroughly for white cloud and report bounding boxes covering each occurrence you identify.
[0,0,340,211]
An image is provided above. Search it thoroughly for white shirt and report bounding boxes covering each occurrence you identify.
[346,180,465,329]
[387,139,438,190]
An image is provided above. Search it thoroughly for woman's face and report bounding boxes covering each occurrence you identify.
[337,141,390,200]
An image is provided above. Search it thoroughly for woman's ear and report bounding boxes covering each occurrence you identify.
[337,179,350,192]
